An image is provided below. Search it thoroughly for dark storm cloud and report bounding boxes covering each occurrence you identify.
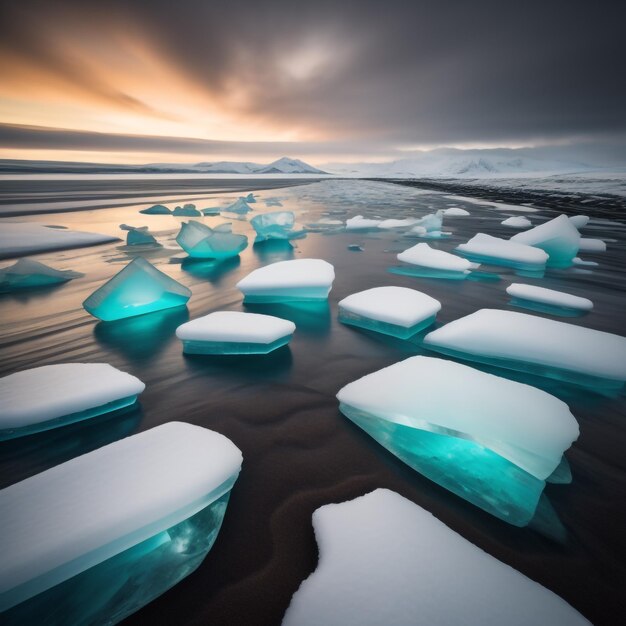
[0,0,624,148]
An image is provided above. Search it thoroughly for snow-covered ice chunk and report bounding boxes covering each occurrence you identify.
[397,243,473,279]
[511,214,580,267]
[377,218,418,230]
[0,363,145,441]
[176,221,248,259]
[412,210,444,232]
[569,215,589,229]
[83,257,191,321]
[237,259,335,302]
[424,309,626,388]
[250,211,304,241]
[176,311,295,354]
[283,489,590,626]
[345,215,382,230]
[139,204,171,215]
[442,207,470,216]
[507,283,593,315]
[0,259,82,292]
[502,216,531,228]
[0,422,242,623]
[338,287,440,339]
[455,233,548,271]
[120,224,158,246]
[224,197,253,214]
[578,238,606,252]
[336,356,578,523]
[265,198,283,207]
[573,257,598,267]
[172,203,201,217]
[347,244,363,251]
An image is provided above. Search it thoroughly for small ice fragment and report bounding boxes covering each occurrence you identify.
[345,215,382,230]
[412,210,444,232]
[250,211,304,241]
[569,215,590,229]
[140,204,171,215]
[502,216,531,228]
[578,238,606,252]
[176,311,295,354]
[397,243,472,274]
[83,257,191,321]
[224,197,253,214]
[172,204,202,217]
[442,207,470,216]
[265,198,283,207]
[347,244,363,251]
[244,193,256,203]
[201,207,221,216]
[573,257,598,267]
[0,259,82,292]
[0,363,145,440]
[237,259,335,302]
[455,233,548,271]
[506,283,593,313]
[406,225,427,237]
[338,286,440,338]
[119,224,158,246]
[424,308,626,388]
[415,230,451,239]
[176,221,248,259]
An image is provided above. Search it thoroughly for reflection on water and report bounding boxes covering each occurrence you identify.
[243,300,331,337]
[179,256,241,283]
[183,345,293,377]
[252,239,296,263]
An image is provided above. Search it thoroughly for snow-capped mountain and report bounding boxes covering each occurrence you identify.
[138,156,328,175]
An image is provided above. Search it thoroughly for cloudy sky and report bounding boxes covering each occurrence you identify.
[0,0,624,165]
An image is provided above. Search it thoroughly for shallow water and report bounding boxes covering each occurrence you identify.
[0,179,624,625]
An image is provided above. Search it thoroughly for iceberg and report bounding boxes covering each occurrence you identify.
[120,224,158,246]
[345,215,382,230]
[176,311,295,354]
[0,259,82,292]
[455,233,548,271]
[338,286,440,338]
[244,192,256,203]
[578,238,606,252]
[283,489,590,626]
[502,216,531,228]
[442,207,470,216]
[336,356,579,524]
[172,204,202,217]
[250,211,304,241]
[411,210,444,232]
[0,422,242,624]
[424,309,626,388]
[0,363,145,441]
[511,214,580,267]
[176,221,248,259]
[396,243,473,279]
[237,259,335,302]
[506,283,593,315]
[569,215,589,229]
[83,257,191,321]
[224,197,253,214]
[139,204,171,215]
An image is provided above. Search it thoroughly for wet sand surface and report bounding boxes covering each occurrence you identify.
[0,179,624,625]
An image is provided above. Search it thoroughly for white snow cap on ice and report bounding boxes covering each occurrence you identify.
[345,215,382,230]
[569,215,590,229]
[578,238,606,252]
[442,207,470,216]
[456,233,548,267]
[501,216,531,228]
[507,283,593,311]
[397,243,472,272]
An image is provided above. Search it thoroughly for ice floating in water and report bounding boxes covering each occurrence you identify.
[237,259,335,302]
[176,221,248,259]
[507,283,593,315]
[336,356,579,524]
[140,204,170,215]
[225,197,253,214]
[250,211,304,241]
[345,215,382,230]
[172,204,201,217]
[0,422,242,624]
[456,233,548,271]
[282,489,590,626]
[502,216,531,228]
[201,206,221,215]
[569,215,589,229]
[377,218,418,229]
[338,287,440,339]
[0,259,82,292]
[397,243,473,278]
[578,238,606,252]
[83,257,191,321]
[412,209,444,232]
[265,197,283,207]
[424,308,626,388]
[416,229,451,239]
[244,193,256,203]
[573,256,598,267]
[347,244,363,251]
[511,215,580,267]
[120,224,158,246]
[176,311,295,354]
[442,207,470,216]
[0,363,144,441]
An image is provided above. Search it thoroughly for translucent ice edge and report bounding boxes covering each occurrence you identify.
[509,297,588,318]
[389,266,469,281]
[0,395,140,442]
[340,403,545,525]
[338,309,436,339]
[424,344,624,390]
[454,249,546,272]
[182,335,292,355]
[0,474,237,613]
[242,287,331,303]
[2,491,231,625]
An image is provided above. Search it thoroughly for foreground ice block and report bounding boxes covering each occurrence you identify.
[250,211,304,241]
[456,233,548,271]
[172,204,202,217]
[176,311,295,354]
[502,216,531,228]
[336,356,579,524]
[139,204,170,215]
[283,489,590,626]
[176,221,248,259]
[237,259,335,302]
[0,363,145,441]
[83,257,191,321]
[0,422,242,624]
[338,286,440,338]
[511,214,580,267]
[507,283,593,315]
[0,259,82,292]
[424,309,626,388]
[397,243,473,279]
[345,215,382,230]
[120,224,158,246]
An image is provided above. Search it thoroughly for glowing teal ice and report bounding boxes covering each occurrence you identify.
[140,204,171,215]
[120,224,158,246]
[250,211,304,242]
[83,257,191,321]
[339,309,436,339]
[182,335,291,355]
[340,403,546,525]
[176,221,248,259]
[0,259,82,292]
[172,204,201,216]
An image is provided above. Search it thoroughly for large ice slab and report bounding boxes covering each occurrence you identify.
[424,309,626,387]
[456,233,548,271]
[283,489,590,626]
[250,211,304,241]
[140,204,171,215]
[338,286,441,338]
[237,259,335,302]
[0,422,242,622]
[502,216,531,228]
[120,224,158,246]
[0,259,82,292]
[336,356,578,523]
[176,311,295,354]
[569,215,589,229]
[511,214,580,267]
[176,221,248,259]
[345,215,382,230]
[0,363,145,440]
[507,283,593,314]
[83,257,191,321]
[397,243,473,279]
